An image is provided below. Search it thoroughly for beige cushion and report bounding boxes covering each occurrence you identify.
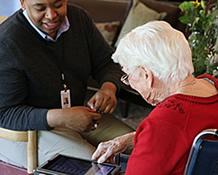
[116,0,166,46]
[95,21,120,46]
[0,16,7,24]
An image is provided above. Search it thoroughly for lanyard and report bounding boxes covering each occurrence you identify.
[61,73,68,91]
[46,38,68,91]
[45,39,71,108]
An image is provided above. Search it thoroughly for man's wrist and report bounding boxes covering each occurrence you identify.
[100,82,117,94]
[47,109,63,128]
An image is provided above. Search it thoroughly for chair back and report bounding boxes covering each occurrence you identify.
[68,0,132,23]
[184,129,218,175]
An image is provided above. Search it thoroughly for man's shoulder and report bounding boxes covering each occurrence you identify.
[0,12,24,41]
[0,17,13,36]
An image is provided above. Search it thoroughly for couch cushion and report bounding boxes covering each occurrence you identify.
[116,0,166,46]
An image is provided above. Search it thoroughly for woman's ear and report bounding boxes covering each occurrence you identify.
[137,66,153,88]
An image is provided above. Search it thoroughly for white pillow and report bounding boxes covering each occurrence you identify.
[115,0,166,46]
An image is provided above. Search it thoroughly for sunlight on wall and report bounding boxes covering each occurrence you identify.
[0,0,21,16]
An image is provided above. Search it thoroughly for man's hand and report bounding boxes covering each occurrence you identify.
[87,82,117,114]
[92,132,135,163]
[47,106,101,132]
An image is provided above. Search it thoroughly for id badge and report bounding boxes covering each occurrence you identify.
[60,89,71,108]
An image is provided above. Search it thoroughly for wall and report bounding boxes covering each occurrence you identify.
[0,0,20,16]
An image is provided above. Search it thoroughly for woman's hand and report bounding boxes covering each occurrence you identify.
[87,82,117,114]
[92,132,135,163]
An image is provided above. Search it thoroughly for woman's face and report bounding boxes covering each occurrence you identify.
[121,66,153,104]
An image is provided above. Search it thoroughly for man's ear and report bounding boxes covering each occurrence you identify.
[138,66,153,88]
[20,0,25,10]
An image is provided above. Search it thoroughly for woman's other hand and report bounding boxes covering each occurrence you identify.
[92,132,135,163]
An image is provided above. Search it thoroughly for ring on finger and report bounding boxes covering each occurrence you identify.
[91,121,98,130]
[93,123,98,129]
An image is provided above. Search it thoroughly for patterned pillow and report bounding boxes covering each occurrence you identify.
[95,21,120,46]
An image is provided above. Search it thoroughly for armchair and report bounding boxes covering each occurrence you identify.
[0,128,37,175]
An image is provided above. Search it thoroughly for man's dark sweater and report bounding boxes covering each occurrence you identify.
[0,5,121,131]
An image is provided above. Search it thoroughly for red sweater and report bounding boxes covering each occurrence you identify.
[126,74,218,175]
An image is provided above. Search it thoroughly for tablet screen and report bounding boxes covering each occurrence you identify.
[41,155,116,175]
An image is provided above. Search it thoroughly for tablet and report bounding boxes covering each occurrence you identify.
[34,154,120,175]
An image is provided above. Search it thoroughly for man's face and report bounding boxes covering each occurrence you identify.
[21,0,67,38]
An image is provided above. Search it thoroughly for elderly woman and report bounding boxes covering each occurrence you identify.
[92,21,218,174]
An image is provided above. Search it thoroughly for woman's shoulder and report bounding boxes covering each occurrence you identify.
[197,73,218,89]
[154,96,187,116]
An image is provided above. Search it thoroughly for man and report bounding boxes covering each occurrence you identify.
[0,0,132,168]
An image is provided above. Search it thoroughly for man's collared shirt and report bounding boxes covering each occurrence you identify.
[23,10,70,42]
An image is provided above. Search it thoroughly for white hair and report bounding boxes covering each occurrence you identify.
[112,20,194,83]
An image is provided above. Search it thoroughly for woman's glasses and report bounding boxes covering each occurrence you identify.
[120,74,130,85]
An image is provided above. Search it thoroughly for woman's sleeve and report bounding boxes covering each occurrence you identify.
[126,118,187,175]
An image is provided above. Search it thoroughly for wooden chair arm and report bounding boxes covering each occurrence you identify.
[0,127,37,174]
[27,130,37,174]
[0,127,28,142]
